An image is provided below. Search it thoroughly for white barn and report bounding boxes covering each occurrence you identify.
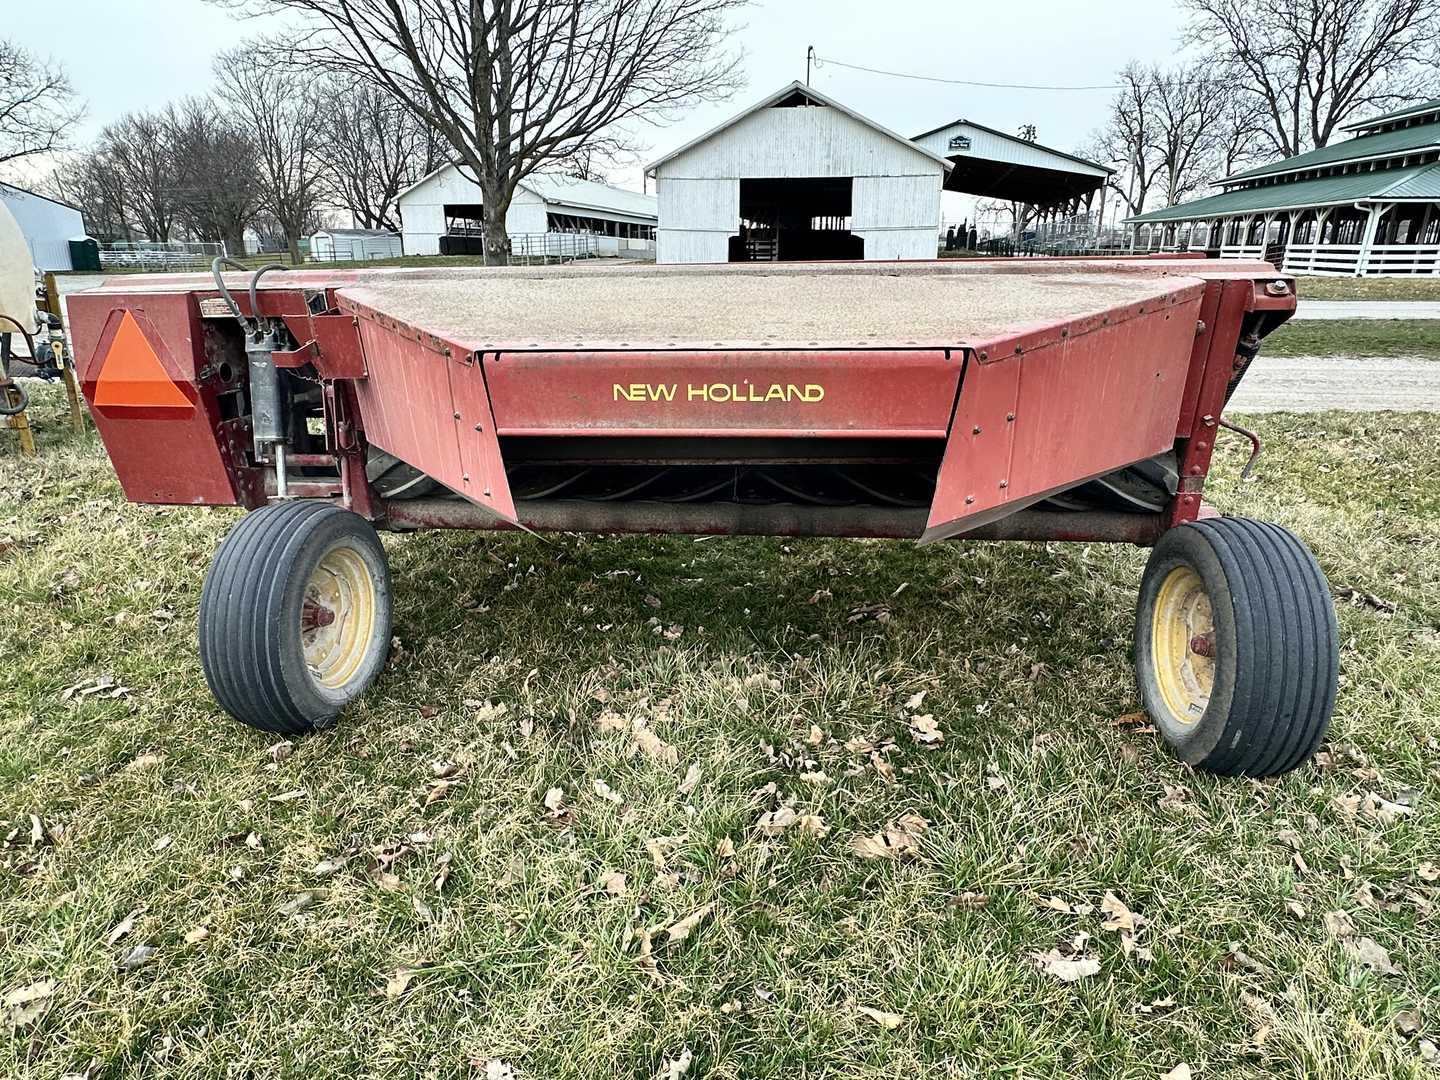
[0,181,86,271]
[309,228,404,262]
[397,167,657,258]
[645,82,951,264]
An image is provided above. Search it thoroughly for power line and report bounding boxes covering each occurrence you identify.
[812,54,1122,92]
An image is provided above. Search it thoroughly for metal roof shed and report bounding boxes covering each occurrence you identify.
[1125,99,1440,276]
[646,82,951,264]
[910,120,1111,212]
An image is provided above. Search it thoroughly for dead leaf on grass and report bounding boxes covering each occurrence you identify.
[1344,936,1402,976]
[1033,943,1101,983]
[857,1005,903,1030]
[665,902,714,944]
[948,891,989,909]
[4,979,56,1028]
[631,722,679,766]
[908,714,943,748]
[183,926,209,944]
[678,762,702,796]
[1159,1065,1192,1080]
[117,944,156,972]
[850,814,928,862]
[755,806,799,836]
[268,789,306,804]
[597,871,628,897]
[592,778,624,804]
[384,967,418,1000]
[280,891,319,916]
[656,1048,693,1080]
[105,909,141,947]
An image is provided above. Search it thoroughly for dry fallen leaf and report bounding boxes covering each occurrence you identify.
[850,814,928,862]
[678,762,702,796]
[183,926,210,944]
[656,1048,693,1080]
[1033,949,1101,983]
[4,979,56,1029]
[118,944,157,972]
[795,813,829,838]
[908,714,943,748]
[949,891,990,910]
[384,967,417,1000]
[1160,1065,1192,1080]
[756,806,799,836]
[268,789,306,804]
[1344,936,1402,976]
[597,871,628,897]
[857,1005,904,1030]
[665,903,714,944]
[544,787,566,812]
[631,722,679,765]
[592,778,624,804]
[105,909,141,947]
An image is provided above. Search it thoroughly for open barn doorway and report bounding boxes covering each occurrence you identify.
[729,176,864,261]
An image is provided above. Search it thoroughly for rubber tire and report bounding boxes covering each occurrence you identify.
[199,501,392,736]
[1134,516,1338,777]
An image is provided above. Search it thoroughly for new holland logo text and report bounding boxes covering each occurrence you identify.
[613,382,825,403]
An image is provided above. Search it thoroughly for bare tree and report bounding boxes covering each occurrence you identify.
[1182,0,1440,155]
[0,40,83,170]
[42,152,133,242]
[1089,62,1269,215]
[216,50,327,262]
[1149,63,1229,206]
[213,0,745,264]
[168,99,264,255]
[314,78,435,231]
[1091,64,1161,219]
[93,111,181,242]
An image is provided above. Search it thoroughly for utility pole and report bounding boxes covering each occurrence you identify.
[806,46,814,86]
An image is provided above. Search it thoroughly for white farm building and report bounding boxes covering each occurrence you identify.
[397,167,657,258]
[0,181,86,271]
[646,82,952,263]
[309,228,403,262]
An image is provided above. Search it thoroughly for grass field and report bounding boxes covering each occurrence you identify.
[1262,319,1440,360]
[2,385,1438,1079]
[1295,278,1440,302]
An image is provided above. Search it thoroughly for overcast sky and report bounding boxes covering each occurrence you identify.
[8,0,1191,222]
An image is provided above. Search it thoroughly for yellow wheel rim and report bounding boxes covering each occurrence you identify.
[1151,565,1215,725]
[301,545,377,690]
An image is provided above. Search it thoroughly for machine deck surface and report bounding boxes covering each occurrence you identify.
[337,261,1189,350]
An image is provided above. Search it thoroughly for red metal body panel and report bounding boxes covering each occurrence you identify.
[69,291,257,506]
[483,349,961,438]
[63,258,1297,546]
[923,286,1204,542]
[350,317,517,522]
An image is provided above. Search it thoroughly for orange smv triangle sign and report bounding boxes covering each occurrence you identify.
[94,311,193,410]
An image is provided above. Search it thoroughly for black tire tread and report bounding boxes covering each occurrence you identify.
[1139,516,1338,778]
[199,501,372,736]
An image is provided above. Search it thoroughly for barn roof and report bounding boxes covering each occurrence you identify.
[0,180,84,214]
[398,165,656,220]
[910,120,1110,208]
[1125,161,1440,224]
[644,81,953,176]
[1219,115,1440,184]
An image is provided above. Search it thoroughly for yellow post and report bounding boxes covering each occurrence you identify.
[42,272,86,433]
[4,385,36,457]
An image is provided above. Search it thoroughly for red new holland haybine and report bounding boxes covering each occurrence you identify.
[66,257,1337,777]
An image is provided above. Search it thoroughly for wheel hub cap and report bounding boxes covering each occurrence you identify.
[301,546,376,690]
[1152,566,1215,725]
